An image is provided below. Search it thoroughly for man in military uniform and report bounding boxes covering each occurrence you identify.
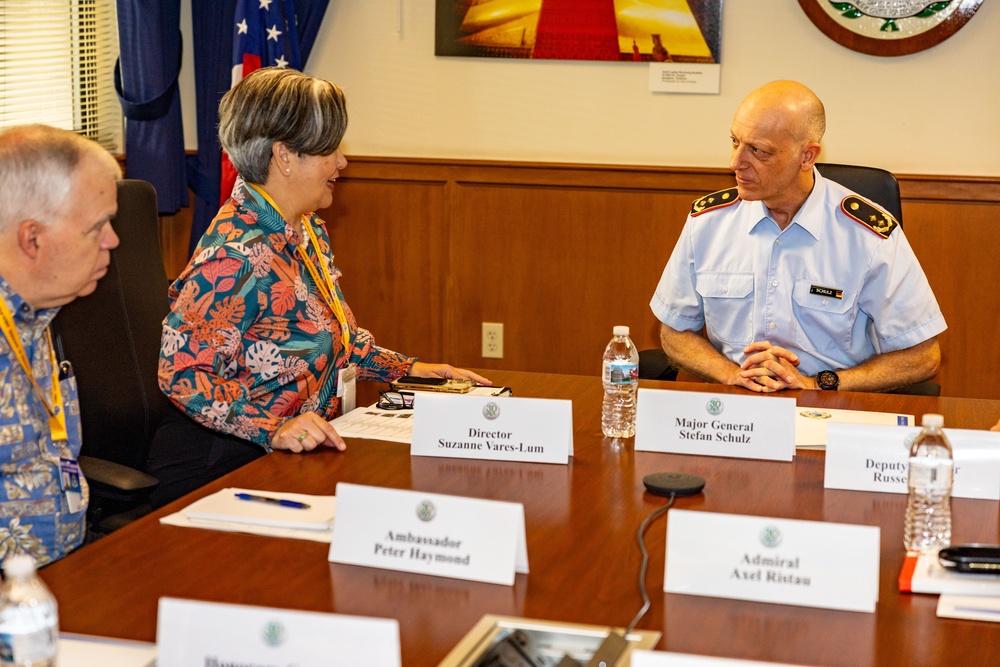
[649,80,945,392]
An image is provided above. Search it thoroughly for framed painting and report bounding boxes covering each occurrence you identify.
[435,0,722,64]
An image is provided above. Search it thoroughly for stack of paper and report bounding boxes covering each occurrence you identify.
[160,487,336,543]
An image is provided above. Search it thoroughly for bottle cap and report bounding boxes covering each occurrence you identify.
[613,325,630,337]
[3,554,36,578]
[921,413,944,428]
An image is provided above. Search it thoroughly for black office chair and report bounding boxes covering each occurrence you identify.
[51,179,171,532]
[638,348,678,382]
[816,162,903,227]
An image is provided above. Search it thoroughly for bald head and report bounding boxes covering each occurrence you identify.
[737,80,826,145]
[728,81,825,226]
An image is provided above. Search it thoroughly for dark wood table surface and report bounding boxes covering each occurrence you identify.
[40,370,1000,666]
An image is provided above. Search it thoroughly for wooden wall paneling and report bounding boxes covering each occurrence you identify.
[321,177,449,364]
[902,199,1000,399]
[446,182,698,375]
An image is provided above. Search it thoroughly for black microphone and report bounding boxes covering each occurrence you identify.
[642,472,706,497]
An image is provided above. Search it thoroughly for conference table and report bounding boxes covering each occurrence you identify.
[41,370,1000,666]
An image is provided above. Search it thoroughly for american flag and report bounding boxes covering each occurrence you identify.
[222,0,302,203]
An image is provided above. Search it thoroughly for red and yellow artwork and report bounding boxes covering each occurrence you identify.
[435,0,721,63]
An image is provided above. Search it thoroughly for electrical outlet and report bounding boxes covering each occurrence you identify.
[482,322,504,359]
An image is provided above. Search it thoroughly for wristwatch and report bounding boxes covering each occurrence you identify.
[816,370,840,391]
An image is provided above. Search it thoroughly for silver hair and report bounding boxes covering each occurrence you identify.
[0,124,121,232]
[219,67,348,185]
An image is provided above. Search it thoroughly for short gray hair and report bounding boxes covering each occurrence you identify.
[219,67,348,185]
[0,124,121,232]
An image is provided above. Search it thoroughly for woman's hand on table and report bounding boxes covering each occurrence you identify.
[270,412,347,453]
[409,362,492,387]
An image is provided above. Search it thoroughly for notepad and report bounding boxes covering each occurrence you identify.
[183,487,335,532]
[899,551,1000,596]
[59,634,157,667]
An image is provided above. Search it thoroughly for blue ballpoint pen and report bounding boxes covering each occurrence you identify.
[234,493,311,509]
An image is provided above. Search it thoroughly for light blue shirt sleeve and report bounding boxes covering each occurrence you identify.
[650,212,707,333]
[858,224,947,353]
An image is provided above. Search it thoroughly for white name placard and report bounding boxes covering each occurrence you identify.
[411,393,572,464]
[328,483,529,586]
[156,598,400,667]
[632,649,806,667]
[825,424,1000,499]
[664,509,879,613]
[636,389,795,461]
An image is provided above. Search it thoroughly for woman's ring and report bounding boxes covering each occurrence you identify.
[297,433,308,443]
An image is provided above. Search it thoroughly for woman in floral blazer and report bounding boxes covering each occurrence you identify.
[148,68,488,506]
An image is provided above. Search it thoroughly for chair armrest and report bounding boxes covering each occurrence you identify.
[890,381,942,396]
[78,455,159,492]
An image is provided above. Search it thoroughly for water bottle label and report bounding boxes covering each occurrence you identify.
[604,360,638,386]
[908,457,954,492]
[0,627,57,662]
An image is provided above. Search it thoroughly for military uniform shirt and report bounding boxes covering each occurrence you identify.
[650,169,947,377]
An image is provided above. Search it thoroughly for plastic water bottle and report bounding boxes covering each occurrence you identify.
[0,555,58,667]
[602,325,639,438]
[903,413,953,552]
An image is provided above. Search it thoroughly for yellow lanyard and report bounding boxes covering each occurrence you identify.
[298,221,352,350]
[248,184,351,350]
[0,299,68,442]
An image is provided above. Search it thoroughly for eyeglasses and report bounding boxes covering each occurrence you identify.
[377,390,415,410]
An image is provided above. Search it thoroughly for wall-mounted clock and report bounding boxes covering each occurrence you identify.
[797,0,984,56]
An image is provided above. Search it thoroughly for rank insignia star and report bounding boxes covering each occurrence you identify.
[691,187,740,216]
[841,195,898,239]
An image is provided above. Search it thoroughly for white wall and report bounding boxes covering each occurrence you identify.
[180,1,1000,176]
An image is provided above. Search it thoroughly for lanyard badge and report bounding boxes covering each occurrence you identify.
[59,457,83,513]
[338,363,357,413]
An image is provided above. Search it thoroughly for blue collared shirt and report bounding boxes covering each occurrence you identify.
[0,275,87,567]
[650,170,947,377]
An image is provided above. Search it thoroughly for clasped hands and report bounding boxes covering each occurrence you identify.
[731,341,816,393]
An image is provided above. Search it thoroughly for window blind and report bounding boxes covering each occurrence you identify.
[0,0,121,151]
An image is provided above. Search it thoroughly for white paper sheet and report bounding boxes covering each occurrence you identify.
[796,407,912,450]
[330,388,510,444]
[160,487,335,542]
[329,405,416,443]
[59,634,156,667]
[938,594,1000,622]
